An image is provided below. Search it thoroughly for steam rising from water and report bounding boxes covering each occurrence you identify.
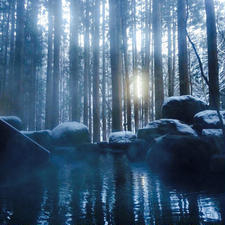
[0,154,224,225]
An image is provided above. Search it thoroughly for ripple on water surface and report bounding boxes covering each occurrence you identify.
[0,153,224,225]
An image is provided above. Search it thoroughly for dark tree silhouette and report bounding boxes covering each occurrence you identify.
[205,0,220,109]
[153,0,164,119]
[177,0,189,95]
[109,0,122,131]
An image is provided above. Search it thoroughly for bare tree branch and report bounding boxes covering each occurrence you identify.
[186,0,225,153]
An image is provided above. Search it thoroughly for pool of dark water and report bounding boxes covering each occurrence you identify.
[0,153,225,225]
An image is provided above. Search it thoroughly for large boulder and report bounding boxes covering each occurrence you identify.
[0,116,23,130]
[137,119,197,144]
[162,95,208,124]
[0,119,50,170]
[22,130,52,150]
[202,128,223,136]
[108,131,136,150]
[193,110,225,132]
[109,131,136,144]
[210,154,225,173]
[146,135,217,172]
[99,133,148,159]
[201,129,225,154]
[51,122,90,146]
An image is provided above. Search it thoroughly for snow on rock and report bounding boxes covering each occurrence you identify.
[109,131,136,144]
[22,130,52,150]
[51,122,90,146]
[193,110,225,131]
[202,129,223,137]
[137,119,197,143]
[162,95,208,124]
[146,135,217,172]
[0,116,23,130]
[108,132,150,159]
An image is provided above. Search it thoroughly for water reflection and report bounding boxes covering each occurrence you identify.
[0,153,224,225]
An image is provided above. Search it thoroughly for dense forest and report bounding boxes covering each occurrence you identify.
[1,1,225,224]
[0,0,225,142]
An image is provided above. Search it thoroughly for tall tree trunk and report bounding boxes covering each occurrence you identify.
[13,0,25,118]
[102,0,107,140]
[122,61,127,130]
[8,0,15,114]
[88,68,92,140]
[0,13,5,101]
[132,0,139,132]
[167,3,173,97]
[2,7,10,107]
[45,0,53,129]
[150,21,154,121]
[140,1,145,128]
[121,0,131,131]
[109,0,122,131]
[70,0,80,122]
[52,0,61,127]
[92,0,100,142]
[177,0,189,95]
[153,0,164,119]
[172,6,176,97]
[205,0,220,109]
[83,0,90,126]
[29,0,39,130]
[143,0,151,125]
[107,77,111,136]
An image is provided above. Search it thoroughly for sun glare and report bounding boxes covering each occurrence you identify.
[136,75,142,99]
